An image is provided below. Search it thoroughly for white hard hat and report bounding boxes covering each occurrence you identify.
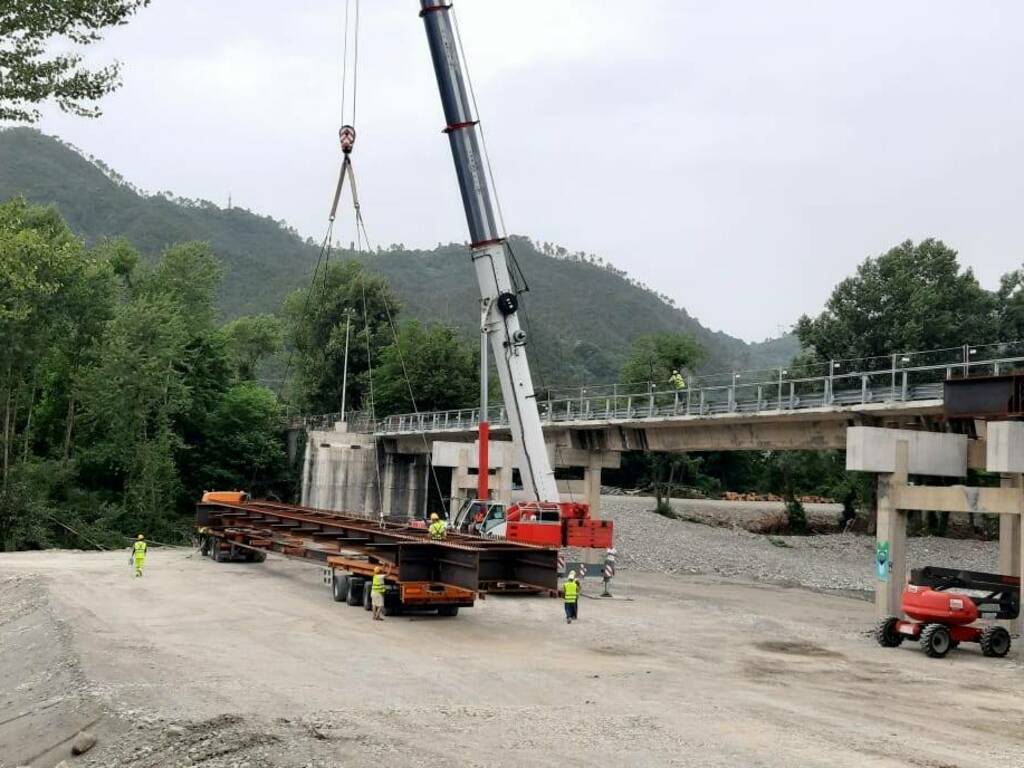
[568,570,576,579]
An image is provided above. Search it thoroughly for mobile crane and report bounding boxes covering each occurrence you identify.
[420,0,613,551]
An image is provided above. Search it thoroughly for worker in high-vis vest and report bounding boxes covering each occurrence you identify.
[428,512,447,541]
[131,534,147,578]
[563,570,579,624]
[669,369,686,391]
[370,565,386,621]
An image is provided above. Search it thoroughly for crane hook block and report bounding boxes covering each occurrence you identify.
[339,125,356,154]
[496,292,518,316]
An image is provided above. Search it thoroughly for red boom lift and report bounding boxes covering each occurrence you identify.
[875,566,1020,658]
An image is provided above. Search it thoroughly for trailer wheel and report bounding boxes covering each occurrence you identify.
[874,617,904,648]
[332,573,350,603]
[437,605,459,617]
[363,584,373,611]
[383,590,401,616]
[249,550,267,563]
[919,623,951,658]
[980,625,1011,658]
[347,578,365,606]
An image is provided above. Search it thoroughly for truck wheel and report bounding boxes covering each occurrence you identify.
[363,585,373,611]
[874,617,904,648]
[332,573,350,603]
[383,591,401,617]
[919,623,951,658]
[437,605,459,617]
[980,625,1011,658]
[347,578,365,606]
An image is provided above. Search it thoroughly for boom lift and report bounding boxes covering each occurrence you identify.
[419,1,612,550]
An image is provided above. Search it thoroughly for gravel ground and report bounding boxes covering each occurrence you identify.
[601,495,1000,595]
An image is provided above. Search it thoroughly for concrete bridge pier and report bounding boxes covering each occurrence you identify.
[852,425,1024,636]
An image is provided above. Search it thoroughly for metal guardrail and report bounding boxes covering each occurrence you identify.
[371,342,1024,436]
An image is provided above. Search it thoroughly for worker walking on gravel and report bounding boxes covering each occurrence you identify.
[370,566,386,621]
[130,534,147,578]
[563,570,579,624]
[429,512,447,541]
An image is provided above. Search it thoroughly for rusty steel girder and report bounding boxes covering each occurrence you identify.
[196,499,559,593]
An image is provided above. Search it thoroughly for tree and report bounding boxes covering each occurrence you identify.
[285,261,399,414]
[77,294,191,535]
[1,1,151,122]
[142,241,223,335]
[222,315,283,380]
[192,383,287,498]
[795,239,998,361]
[373,321,478,416]
[621,333,702,387]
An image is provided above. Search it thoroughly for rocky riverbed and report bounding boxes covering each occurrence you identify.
[600,495,1000,595]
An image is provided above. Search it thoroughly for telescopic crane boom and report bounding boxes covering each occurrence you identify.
[419,0,559,504]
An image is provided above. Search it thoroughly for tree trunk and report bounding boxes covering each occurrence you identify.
[21,384,36,464]
[2,385,11,491]
[62,395,76,466]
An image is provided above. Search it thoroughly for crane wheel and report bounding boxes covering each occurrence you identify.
[332,574,350,603]
[980,625,1011,658]
[437,605,459,617]
[874,617,904,648]
[919,623,951,658]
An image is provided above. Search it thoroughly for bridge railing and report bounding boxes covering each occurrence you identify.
[369,343,1024,435]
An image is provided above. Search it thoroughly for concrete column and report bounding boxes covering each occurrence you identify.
[380,454,396,517]
[1007,474,1024,635]
[583,455,603,518]
[875,440,909,618]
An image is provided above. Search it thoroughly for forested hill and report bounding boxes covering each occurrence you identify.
[0,127,797,381]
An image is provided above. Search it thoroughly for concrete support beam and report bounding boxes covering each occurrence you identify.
[644,420,847,452]
[876,441,909,619]
[892,485,1022,516]
[999,474,1023,635]
[847,427,966,477]
[987,422,1024,473]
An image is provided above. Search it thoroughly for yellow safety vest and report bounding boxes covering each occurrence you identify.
[429,521,446,540]
[133,541,147,557]
[564,580,578,603]
[372,574,385,594]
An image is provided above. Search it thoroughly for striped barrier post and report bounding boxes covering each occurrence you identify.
[602,546,617,596]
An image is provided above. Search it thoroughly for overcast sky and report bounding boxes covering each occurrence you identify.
[26,1,1024,342]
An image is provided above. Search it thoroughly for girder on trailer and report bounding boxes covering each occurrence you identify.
[196,497,560,597]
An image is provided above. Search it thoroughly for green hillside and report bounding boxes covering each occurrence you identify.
[0,127,798,382]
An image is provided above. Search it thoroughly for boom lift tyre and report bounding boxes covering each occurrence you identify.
[979,625,1011,658]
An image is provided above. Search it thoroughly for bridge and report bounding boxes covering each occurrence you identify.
[353,341,1023,450]
[296,342,1024,521]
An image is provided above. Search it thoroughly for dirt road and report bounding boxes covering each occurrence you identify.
[2,548,1023,768]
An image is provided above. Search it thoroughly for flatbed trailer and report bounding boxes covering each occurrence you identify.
[196,495,559,617]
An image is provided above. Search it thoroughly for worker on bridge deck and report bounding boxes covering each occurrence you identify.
[429,512,447,541]
[131,534,147,578]
[669,369,686,391]
[371,566,386,621]
[563,570,579,624]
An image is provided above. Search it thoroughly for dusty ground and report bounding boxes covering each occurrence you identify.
[2,538,1024,768]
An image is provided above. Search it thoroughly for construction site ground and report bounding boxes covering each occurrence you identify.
[0,499,1019,768]
[2,497,1023,768]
